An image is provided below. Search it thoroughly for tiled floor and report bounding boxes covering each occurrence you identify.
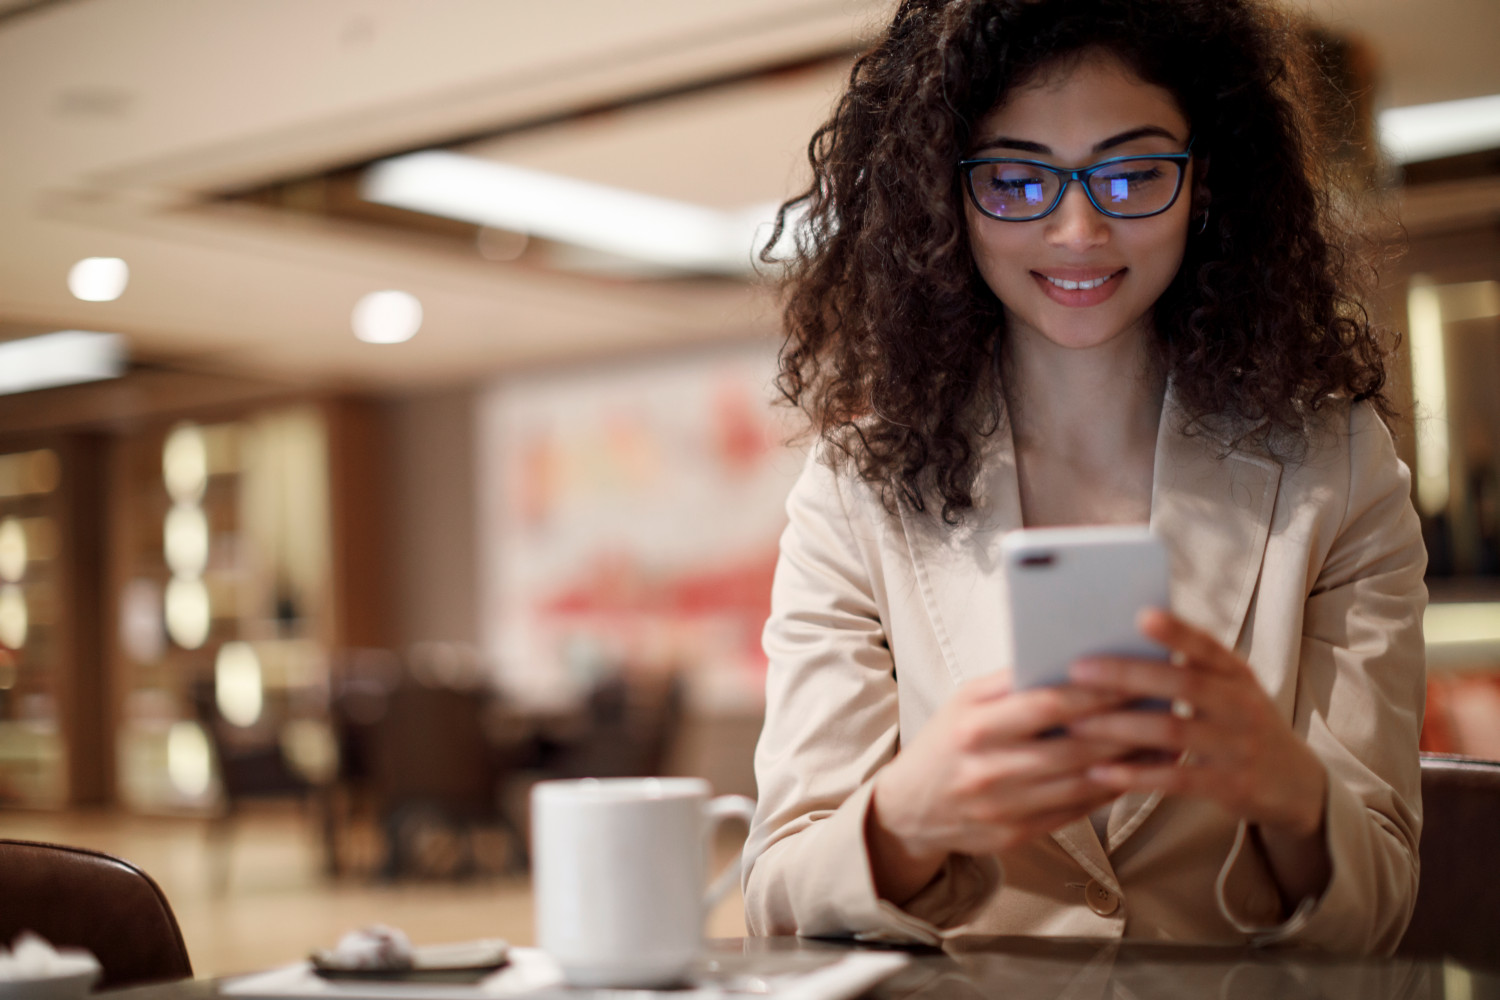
[0,805,749,978]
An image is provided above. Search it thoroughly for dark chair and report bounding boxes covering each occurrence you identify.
[189,679,313,893]
[368,676,527,877]
[1398,753,1500,970]
[0,839,193,989]
[543,672,685,779]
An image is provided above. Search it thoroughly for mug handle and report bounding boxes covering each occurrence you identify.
[703,794,757,910]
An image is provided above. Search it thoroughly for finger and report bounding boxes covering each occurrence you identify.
[1068,657,1233,717]
[959,670,1015,703]
[1068,708,1204,754]
[1017,685,1135,730]
[1138,609,1244,676]
[1087,759,1208,798]
[973,769,1115,824]
[959,685,1128,746]
[993,736,1133,781]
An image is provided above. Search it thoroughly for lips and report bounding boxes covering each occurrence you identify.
[1032,267,1126,307]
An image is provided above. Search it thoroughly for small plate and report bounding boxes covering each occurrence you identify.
[311,940,510,982]
[0,967,99,1000]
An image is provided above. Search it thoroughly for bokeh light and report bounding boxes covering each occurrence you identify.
[0,518,26,582]
[164,576,211,649]
[166,720,213,798]
[163,502,210,578]
[214,641,264,728]
[351,289,423,344]
[0,584,28,649]
[163,423,209,503]
[67,256,130,302]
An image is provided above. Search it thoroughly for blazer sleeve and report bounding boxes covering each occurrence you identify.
[741,448,1000,943]
[1216,402,1427,953]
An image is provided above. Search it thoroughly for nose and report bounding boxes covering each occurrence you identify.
[1044,180,1110,251]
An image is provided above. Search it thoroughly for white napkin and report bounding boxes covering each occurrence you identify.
[0,933,101,982]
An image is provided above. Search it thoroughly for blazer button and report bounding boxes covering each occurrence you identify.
[1084,879,1121,917]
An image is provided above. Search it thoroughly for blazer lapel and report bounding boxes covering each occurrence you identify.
[900,429,1023,689]
[1148,393,1282,654]
[1106,389,1282,852]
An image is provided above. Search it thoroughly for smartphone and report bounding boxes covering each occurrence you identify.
[1000,525,1170,694]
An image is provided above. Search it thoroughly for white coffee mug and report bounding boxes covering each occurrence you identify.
[531,777,756,988]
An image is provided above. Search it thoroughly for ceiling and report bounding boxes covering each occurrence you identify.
[1,0,1498,394]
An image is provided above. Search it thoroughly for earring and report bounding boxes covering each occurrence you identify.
[1194,209,1210,236]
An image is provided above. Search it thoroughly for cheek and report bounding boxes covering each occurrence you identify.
[1130,216,1190,283]
[965,212,1027,285]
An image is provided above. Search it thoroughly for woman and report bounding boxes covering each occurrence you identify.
[742,0,1426,954]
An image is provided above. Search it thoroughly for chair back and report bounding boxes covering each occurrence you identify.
[0,839,193,988]
[1398,753,1500,969]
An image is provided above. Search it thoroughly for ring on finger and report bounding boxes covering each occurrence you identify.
[1170,698,1195,720]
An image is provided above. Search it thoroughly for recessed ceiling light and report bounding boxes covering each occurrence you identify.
[352,289,423,344]
[67,257,130,302]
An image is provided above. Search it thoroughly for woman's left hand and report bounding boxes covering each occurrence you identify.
[1065,608,1327,840]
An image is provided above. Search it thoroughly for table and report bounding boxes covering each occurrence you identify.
[103,936,1500,1000]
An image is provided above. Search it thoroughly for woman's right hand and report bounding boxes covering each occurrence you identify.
[865,671,1127,904]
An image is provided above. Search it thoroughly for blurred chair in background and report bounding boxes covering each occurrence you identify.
[1398,753,1500,970]
[322,648,404,877]
[318,648,688,880]
[0,839,193,989]
[534,671,685,781]
[189,678,315,894]
[366,659,529,879]
[329,643,539,879]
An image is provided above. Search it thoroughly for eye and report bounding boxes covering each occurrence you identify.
[977,165,1053,204]
[989,177,1041,192]
[1091,163,1168,204]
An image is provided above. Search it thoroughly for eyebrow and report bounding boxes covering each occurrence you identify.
[972,125,1183,156]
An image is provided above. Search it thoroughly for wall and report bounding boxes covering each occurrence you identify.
[386,387,481,650]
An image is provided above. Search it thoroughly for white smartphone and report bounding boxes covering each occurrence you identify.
[1000,525,1170,693]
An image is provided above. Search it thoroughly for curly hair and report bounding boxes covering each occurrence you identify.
[768,0,1393,522]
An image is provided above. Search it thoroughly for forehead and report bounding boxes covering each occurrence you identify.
[976,52,1189,150]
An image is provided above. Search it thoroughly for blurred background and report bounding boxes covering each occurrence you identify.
[0,0,1497,977]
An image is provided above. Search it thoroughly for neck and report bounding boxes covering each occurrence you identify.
[1002,322,1166,464]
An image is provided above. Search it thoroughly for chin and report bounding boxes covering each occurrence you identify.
[1029,316,1139,352]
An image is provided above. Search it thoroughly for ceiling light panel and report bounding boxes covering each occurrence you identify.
[1380,92,1500,164]
[0,331,125,395]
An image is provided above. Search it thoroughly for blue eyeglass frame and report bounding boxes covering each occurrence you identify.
[959,138,1195,222]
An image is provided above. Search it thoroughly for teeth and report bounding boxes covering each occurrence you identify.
[1045,274,1113,290]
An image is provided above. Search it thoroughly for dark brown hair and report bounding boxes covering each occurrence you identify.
[767,0,1392,522]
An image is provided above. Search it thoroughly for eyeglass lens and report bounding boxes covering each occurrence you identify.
[967,158,1183,219]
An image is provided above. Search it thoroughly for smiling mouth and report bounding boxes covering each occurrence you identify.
[1038,270,1123,291]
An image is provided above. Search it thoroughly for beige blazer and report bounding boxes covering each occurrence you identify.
[742,394,1427,954]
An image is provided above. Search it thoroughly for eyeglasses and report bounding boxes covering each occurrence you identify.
[959,140,1194,222]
